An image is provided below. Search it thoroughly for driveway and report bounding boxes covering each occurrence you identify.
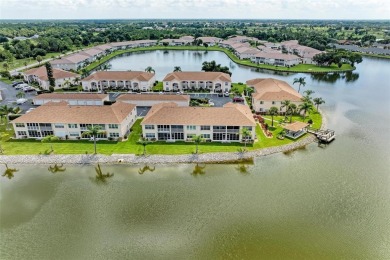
[0,81,36,112]
[189,93,232,107]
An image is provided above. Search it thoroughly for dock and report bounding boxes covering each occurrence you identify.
[308,129,336,143]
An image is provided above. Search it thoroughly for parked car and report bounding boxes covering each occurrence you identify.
[233,97,244,102]
[12,81,24,87]
[218,93,223,97]
[14,84,25,90]
[16,98,28,105]
[23,86,35,92]
[224,92,230,97]
[26,108,35,113]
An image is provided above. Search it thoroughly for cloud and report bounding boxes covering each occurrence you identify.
[0,0,389,19]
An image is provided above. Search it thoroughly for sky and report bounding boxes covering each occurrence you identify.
[0,0,389,20]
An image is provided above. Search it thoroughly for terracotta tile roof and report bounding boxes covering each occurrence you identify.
[235,47,260,54]
[82,71,155,81]
[13,101,135,124]
[117,93,190,102]
[142,102,255,126]
[24,66,79,81]
[284,122,309,132]
[33,93,108,100]
[51,53,90,65]
[163,72,231,82]
[247,78,302,102]
[197,37,222,43]
[253,52,300,61]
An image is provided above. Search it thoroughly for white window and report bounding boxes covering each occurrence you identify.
[187,134,195,139]
[17,131,27,136]
[109,133,119,138]
[225,82,228,86]
[69,132,79,137]
[54,124,65,128]
[145,125,154,130]
[200,125,210,130]
[186,125,196,131]
[272,101,276,105]
[165,82,168,85]
[15,123,25,127]
[145,133,155,138]
[201,134,210,139]
[109,124,119,129]
[260,101,264,104]
[68,124,77,128]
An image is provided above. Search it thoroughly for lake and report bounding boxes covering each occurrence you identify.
[1,51,390,259]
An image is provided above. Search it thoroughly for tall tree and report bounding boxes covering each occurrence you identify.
[293,77,306,93]
[0,105,20,130]
[36,55,43,65]
[82,125,105,154]
[268,106,279,127]
[241,127,252,147]
[303,89,315,99]
[41,135,59,153]
[45,62,55,91]
[280,100,291,113]
[137,139,151,156]
[2,62,9,71]
[193,135,203,154]
[313,97,325,111]
[201,60,232,76]
[16,91,25,99]
[298,102,314,121]
[287,103,297,123]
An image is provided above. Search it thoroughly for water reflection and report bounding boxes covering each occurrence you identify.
[191,164,206,175]
[310,72,359,83]
[235,164,250,175]
[1,164,18,179]
[47,163,66,174]
[138,165,156,174]
[92,164,114,184]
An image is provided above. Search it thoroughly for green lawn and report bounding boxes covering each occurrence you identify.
[81,45,355,74]
[152,81,163,91]
[231,83,247,94]
[0,112,321,155]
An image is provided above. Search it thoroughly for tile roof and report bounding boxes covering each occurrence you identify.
[253,52,300,61]
[82,71,155,81]
[117,93,190,102]
[141,102,255,126]
[163,72,231,82]
[24,66,80,81]
[284,122,309,132]
[247,78,302,102]
[13,101,135,124]
[33,93,108,100]
[197,37,222,43]
[50,53,90,65]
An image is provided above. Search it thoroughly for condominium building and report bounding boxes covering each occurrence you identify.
[81,71,156,92]
[247,78,303,113]
[23,66,80,90]
[12,101,137,140]
[141,102,256,142]
[162,72,231,93]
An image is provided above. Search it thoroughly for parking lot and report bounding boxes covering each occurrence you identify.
[0,81,36,113]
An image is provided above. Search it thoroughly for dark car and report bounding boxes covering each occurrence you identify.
[12,81,24,87]
[233,97,244,102]
[218,93,223,97]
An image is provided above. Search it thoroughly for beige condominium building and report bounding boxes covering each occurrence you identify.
[33,93,109,106]
[162,72,231,93]
[81,71,156,92]
[141,102,256,142]
[117,93,190,107]
[23,66,80,90]
[247,78,303,113]
[12,101,137,140]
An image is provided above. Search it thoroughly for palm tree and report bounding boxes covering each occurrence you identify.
[2,164,18,179]
[293,77,306,93]
[137,138,150,156]
[138,165,156,174]
[145,66,155,73]
[303,89,315,99]
[287,103,297,123]
[268,106,279,126]
[193,135,203,154]
[173,66,182,72]
[63,79,72,88]
[48,163,66,173]
[241,127,252,147]
[313,97,325,111]
[73,77,81,86]
[82,125,105,154]
[192,164,206,175]
[94,164,114,183]
[101,63,112,71]
[16,91,25,99]
[298,102,314,121]
[41,135,59,153]
[0,105,20,130]
[280,100,291,113]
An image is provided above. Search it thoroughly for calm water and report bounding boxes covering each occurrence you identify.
[1,52,390,259]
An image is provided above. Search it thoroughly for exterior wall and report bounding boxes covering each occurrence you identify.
[163,79,231,93]
[141,124,255,142]
[251,56,299,67]
[33,98,108,106]
[252,99,302,113]
[52,63,79,71]
[12,107,137,140]
[81,75,156,91]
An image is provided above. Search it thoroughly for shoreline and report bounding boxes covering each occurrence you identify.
[0,109,327,165]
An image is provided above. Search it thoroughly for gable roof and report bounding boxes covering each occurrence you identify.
[82,71,155,81]
[13,101,135,124]
[142,102,255,126]
[117,93,190,102]
[163,72,231,82]
[33,93,108,101]
[24,66,80,81]
[247,78,302,102]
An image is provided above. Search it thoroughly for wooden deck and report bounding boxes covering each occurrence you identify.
[308,129,336,143]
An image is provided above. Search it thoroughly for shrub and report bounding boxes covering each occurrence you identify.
[307,119,313,124]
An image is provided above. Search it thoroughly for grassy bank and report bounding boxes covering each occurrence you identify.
[81,45,355,74]
[0,108,321,155]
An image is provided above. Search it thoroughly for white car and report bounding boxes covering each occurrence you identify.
[16,98,28,105]
[26,108,35,113]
